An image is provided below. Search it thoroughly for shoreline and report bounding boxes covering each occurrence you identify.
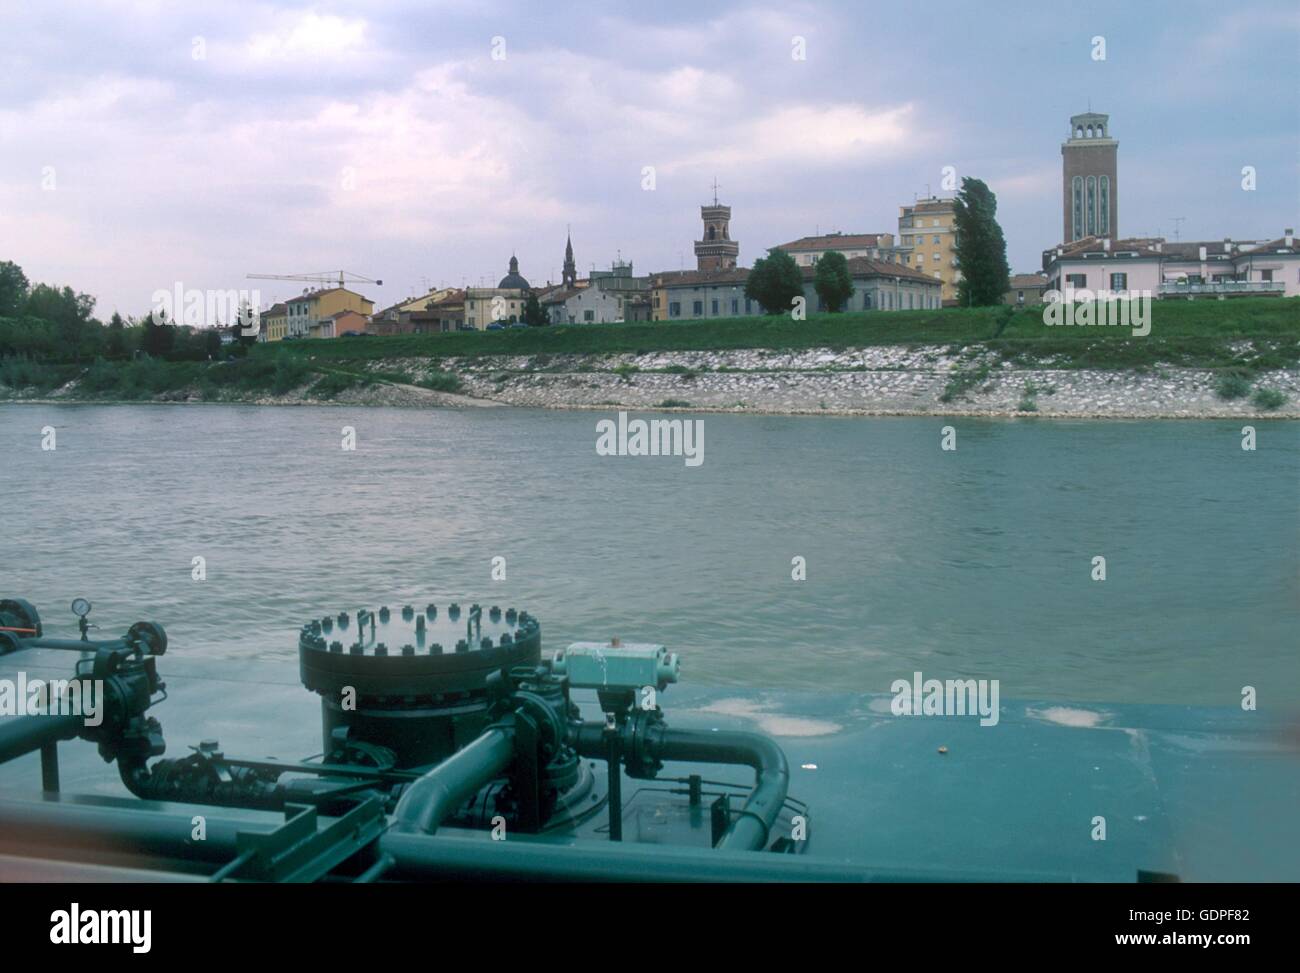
[4,344,1298,420]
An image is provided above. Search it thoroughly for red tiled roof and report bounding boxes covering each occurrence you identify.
[802,256,940,284]
[774,233,889,251]
[1008,274,1049,288]
[1056,236,1163,259]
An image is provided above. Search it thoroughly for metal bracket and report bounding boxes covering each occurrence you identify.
[214,798,386,882]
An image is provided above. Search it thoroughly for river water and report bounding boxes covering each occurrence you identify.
[2,404,1296,705]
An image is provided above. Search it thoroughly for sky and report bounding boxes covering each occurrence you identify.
[2,0,1297,318]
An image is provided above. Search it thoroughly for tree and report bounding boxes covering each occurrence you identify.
[105,312,128,359]
[745,248,804,315]
[0,261,29,317]
[522,293,548,326]
[25,283,98,361]
[140,309,175,357]
[813,250,853,312]
[952,177,1010,306]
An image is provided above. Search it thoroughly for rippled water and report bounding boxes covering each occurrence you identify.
[2,403,1296,705]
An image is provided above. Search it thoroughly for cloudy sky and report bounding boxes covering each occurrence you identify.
[2,0,1297,318]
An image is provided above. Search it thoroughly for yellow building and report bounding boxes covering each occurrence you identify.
[463,288,525,329]
[898,196,960,302]
[261,303,288,342]
[285,287,375,339]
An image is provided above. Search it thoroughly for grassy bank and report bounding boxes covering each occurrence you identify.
[265,298,1299,370]
[1,299,1296,402]
[0,352,462,400]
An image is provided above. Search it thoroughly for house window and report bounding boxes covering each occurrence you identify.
[1261,270,1273,282]
[692,301,703,316]
[864,292,872,309]
[731,299,738,314]
[1017,291,1025,303]
[745,299,752,314]
[933,253,940,262]
[583,310,594,322]
[933,235,940,244]
[908,293,913,309]
[1099,176,1110,235]
[916,253,924,264]
[669,301,681,317]
[1109,273,1127,290]
[711,299,719,315]
[1066,274,1087,289]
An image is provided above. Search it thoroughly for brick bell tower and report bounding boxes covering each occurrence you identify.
[1061,112,1118,243]
[694,179,739,271]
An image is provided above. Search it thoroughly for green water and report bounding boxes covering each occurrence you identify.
[2,404,1296,705]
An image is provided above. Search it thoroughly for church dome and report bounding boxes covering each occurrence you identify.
[497,255,530,290]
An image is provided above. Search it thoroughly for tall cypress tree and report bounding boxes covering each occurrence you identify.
[953,177,1010,306]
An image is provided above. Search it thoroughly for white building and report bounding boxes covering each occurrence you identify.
[1041,230,1298,299]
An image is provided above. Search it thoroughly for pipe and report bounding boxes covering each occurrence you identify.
[381,832,870,882]
[0,795,258,869]
[572,721,789,851]
[391,727,515,834]
[0,714,84,764]
[117,754,285,811]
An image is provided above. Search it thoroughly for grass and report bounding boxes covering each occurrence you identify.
[655,398,692,408]
[257,299,1300,371]
[4,299,1295,403]
[1017,380,1041,413]
[940,361,993,403]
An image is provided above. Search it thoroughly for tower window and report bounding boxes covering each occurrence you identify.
[1086,175,1096,236]
[1072,176,1083,241]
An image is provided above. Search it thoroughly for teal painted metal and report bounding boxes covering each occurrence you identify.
[553,641,680,691]
[1,596,1296,882]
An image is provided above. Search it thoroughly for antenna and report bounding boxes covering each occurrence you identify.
[711,177,721,205]
[1170,217,1186,242]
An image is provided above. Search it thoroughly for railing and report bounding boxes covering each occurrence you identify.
[1158,280,1282,296]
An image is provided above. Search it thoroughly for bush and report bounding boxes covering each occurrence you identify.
[418,369,463,394]
[310,371,370,398]
[1250,387,1288,410]
[1214,373,1251,400]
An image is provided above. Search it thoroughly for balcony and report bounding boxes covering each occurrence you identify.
[1158,280,1283,297]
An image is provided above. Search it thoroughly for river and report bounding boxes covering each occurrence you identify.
[2,403,1296,705]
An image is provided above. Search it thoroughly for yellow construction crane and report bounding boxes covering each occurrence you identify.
[246,270,383,291]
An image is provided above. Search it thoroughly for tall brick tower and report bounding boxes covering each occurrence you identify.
[1061,112,1118,243]
[694,180,739,271]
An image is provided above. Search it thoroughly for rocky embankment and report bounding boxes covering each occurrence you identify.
[4,345,1297,418]
[389,346,1300,419]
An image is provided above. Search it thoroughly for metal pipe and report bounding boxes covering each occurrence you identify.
[0,714,84,764]
[0,796,260,868]
[572,722,789,852]
[391,727,515,834]
[20,637,128,653]
[40,742,60,792]
[380,832,870,882]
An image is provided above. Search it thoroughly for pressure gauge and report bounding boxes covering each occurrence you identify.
[71,597,92,618]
